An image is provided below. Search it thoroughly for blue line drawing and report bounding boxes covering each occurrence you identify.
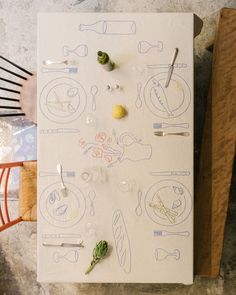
[40,128,80,134]
[90,85,98,112]
[172,198,182,209]
[62,44,88,57]
[145,179,192,226]
[138,40,163,54]
[39,181,86,228]
[82,132,152,168]
[118,133,152,163]
[144,72,191,119]
[152,78,173,117]
[173,186,184,195]
[135,82,142,109]
[39,77,87,124]
[39,171,75,177]
[153,230,190,237]
[149,171,190,177]
[49,190,60,204]
[41,67,78,74]
[53,250,79,263]
[112,209,131,274]
[135,190,142,216]
[79,20,136,35]
[42,234,81,239]
[71,0,86,6]
[153,122,189,129]
[54,204,68,216]
[155,248,180,261]
[112,128,119,144]
[87,191,96,216]
[147,63,187,69]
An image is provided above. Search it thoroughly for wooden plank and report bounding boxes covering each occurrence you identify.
[195,8,236,277]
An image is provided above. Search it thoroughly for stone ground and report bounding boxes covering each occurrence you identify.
[0,0,236,294]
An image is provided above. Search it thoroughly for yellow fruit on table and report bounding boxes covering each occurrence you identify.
[112,105,127,119]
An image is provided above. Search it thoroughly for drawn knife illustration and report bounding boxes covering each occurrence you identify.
[40,128,80,134]
[147,63,187,69]
[150,171,190,176]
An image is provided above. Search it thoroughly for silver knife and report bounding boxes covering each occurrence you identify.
[165,48,179,88]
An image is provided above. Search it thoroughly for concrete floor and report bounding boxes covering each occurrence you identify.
[0,0,236,294]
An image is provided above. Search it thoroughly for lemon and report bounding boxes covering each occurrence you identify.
[112,105,127,119]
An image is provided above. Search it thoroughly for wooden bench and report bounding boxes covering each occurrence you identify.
[195,8,236,277]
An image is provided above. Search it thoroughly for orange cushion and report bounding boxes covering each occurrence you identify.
[19,161,37,221]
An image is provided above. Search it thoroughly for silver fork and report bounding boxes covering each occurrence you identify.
[154,131,190,136]
[56,164,68,197]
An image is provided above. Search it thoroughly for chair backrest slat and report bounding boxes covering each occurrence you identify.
[4,168,11,222]
[0,168,6,225]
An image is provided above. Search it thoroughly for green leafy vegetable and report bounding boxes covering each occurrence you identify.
[85,240,108,274]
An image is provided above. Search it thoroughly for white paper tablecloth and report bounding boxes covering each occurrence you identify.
[37,13,193,284]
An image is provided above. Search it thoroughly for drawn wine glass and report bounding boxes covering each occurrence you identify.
[155,248,180,261]
[53,250,79,263]
[145,180,192,226]
[144,72,191,119]
[138,40,163,54]
[62,44,88,57]
[85,222,97,238]
[85,113,97,127]
[117,179,136,192]
[39,182,86,228]
[39,77,87,123]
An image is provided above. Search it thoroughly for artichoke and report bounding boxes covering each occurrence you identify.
[85,240,108,274]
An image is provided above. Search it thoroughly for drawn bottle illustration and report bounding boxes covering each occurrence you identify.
[97,51,115,71]
[79,20,136,35]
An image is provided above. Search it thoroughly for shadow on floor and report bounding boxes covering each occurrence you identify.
[0,244,21,295]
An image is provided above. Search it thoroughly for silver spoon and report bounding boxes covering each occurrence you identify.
[43,60,68,66]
